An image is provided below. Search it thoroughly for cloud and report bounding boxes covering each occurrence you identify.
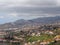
[0,0,60,24]
[0,0,60,21]
[0,16,4,19]
[0,0,59,9]
[0,0,57,8]
[8,13,18,17]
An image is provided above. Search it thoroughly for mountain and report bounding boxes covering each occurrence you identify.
[30,16,60,24]
[0,16,60,29]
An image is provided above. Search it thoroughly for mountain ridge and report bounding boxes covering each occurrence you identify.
[0,16,60,29]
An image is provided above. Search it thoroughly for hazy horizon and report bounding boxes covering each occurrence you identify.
[0,16,59,24]
[0,0,60,24]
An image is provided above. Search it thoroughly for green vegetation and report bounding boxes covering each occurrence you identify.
[25,34,55,42]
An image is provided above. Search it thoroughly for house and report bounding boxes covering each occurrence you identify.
[45,31,54,35]
[24,43,28,45]
[24,42,31,45]
[32,41,36,45]
[14,36,24,41]
[54,35,60,41]
[36,33,41,36]
[31,33,35,36]
[40,41,50,45]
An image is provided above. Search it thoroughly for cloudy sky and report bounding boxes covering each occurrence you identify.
[0,0,60,24]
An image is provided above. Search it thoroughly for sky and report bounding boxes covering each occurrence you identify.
[0,0,60,24]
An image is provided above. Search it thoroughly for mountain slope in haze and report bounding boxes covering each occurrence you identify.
[0,16,60,29]
[30,16,60,24]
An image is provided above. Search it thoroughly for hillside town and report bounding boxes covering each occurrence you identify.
[0,0,60,45]
[0,24,60,45]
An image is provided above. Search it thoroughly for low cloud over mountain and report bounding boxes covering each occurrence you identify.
[0,0,60,23]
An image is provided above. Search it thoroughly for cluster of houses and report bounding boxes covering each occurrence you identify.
[0,32,7,42]
[24,40,50,45]
[0,25,60,45]
[24,35,60,45]
[18,30,60,45]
